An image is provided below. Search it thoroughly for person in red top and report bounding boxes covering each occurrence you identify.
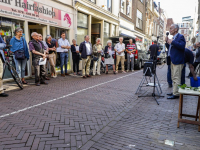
[126,39,136,72]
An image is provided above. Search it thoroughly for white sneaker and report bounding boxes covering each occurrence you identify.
[122,71,126,73]
[132,70,134,72]
[126,70,129,72]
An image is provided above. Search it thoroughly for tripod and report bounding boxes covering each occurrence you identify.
[135,37,164,105]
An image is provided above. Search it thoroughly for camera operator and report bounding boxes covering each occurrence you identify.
[149,41,161,60]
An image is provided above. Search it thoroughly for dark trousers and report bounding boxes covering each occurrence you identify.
[189,62,198,77]
[72,55,79,73]
[34,65,46,83]
[167,64,185,85]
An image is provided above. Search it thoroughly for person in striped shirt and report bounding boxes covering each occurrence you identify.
[126,39,136,72]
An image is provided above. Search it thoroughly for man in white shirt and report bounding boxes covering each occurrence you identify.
[58,32,71,77]
[114,37,126,73]
[79,35,92,78]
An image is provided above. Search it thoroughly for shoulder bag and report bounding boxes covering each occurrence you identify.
[14,38,25,60]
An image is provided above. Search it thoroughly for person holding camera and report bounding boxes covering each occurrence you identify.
[165,24,186,99]
[104,40,116,74]
[149,41,161,60]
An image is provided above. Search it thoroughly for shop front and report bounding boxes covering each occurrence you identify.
[0,0,75,79]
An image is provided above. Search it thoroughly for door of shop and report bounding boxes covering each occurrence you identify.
[91,24,101,46]
[28,23,47,76]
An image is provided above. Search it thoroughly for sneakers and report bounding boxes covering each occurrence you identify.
[126,70,129,72]
[122,71,126,73]
[132,70,134,72]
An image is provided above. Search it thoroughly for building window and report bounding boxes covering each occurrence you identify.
[112,24,116,37]
[127,0,132,17]
[136,10,143,29]
[121,0,125,13]
[104,22,110,46]
[107,0,112,12]
[77,12,88,45]
[181,29,184,34]
[88,0,96,3]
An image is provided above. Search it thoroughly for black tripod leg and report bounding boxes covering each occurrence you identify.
[135,75,145,94]
[155,74,162,94]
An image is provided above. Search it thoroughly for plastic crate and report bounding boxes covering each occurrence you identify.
[190,77,200,87]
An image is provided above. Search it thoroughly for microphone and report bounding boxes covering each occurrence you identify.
[166,32,169,36]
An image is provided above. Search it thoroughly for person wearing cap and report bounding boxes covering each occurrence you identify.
[0,35,8,97]
[10,28,29,84]
[45,35,57,78]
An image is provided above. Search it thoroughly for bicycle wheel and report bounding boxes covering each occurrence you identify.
[8,65,23,90]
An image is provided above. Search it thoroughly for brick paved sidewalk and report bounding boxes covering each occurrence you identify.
[0,65,199,150]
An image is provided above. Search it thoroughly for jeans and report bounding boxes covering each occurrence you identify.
[60,52,68,74]
[13,55,27,78]
[127,53,134,70]
[167,64,186,86]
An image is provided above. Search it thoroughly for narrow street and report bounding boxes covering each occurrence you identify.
[0,65,199,150]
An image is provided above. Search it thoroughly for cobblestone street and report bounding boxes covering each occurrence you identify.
[0,65,200,150]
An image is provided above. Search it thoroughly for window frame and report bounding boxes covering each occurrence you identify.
[136,9,143,30]
[107,0,112,12]
[126,0,132,17]
[88,0,96,4]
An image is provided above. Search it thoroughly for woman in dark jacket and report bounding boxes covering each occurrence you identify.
[71,39,80,75]
[104,40,116,74]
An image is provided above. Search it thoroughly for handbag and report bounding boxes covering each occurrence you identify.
[14,38,25,60]
[93,56,99,61]
[167,56,171,65]
[105,53,111,58]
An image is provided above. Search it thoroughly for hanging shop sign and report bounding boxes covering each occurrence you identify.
[0,0,73,28]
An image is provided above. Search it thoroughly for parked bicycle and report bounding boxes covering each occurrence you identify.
[3,60,23,89]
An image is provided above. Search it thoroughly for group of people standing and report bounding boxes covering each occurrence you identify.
[0,28,136,97]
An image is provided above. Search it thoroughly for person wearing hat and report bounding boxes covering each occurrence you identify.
[10,28,29,84]
[104,40,116,74]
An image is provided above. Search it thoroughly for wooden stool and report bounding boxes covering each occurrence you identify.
[177,89,200,131]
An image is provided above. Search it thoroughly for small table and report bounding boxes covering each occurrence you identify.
[178,88,200,131]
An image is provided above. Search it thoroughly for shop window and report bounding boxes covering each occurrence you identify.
[77,12,88,45]
[107,0,112,12]
[88,0,96,3]
[78,13,88,28]
[112,25,116,37]
[0,17,27,79]
[104,22,110,46]
[136,10,143,30]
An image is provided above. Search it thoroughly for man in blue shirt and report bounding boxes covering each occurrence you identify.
[166,24,186,99]
[58,32,71,77]
[0,35,8,97]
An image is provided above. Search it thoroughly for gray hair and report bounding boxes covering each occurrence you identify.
[84,35,89,39]
[96,38,101,42]
[107,40,112,44]
[172,24,179,31]
[14,28,23,35]
[46,35,52,42]
[31,32,38,37]
[72,39,76,42]
[129,39,133,41]
[119,37,123,40]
